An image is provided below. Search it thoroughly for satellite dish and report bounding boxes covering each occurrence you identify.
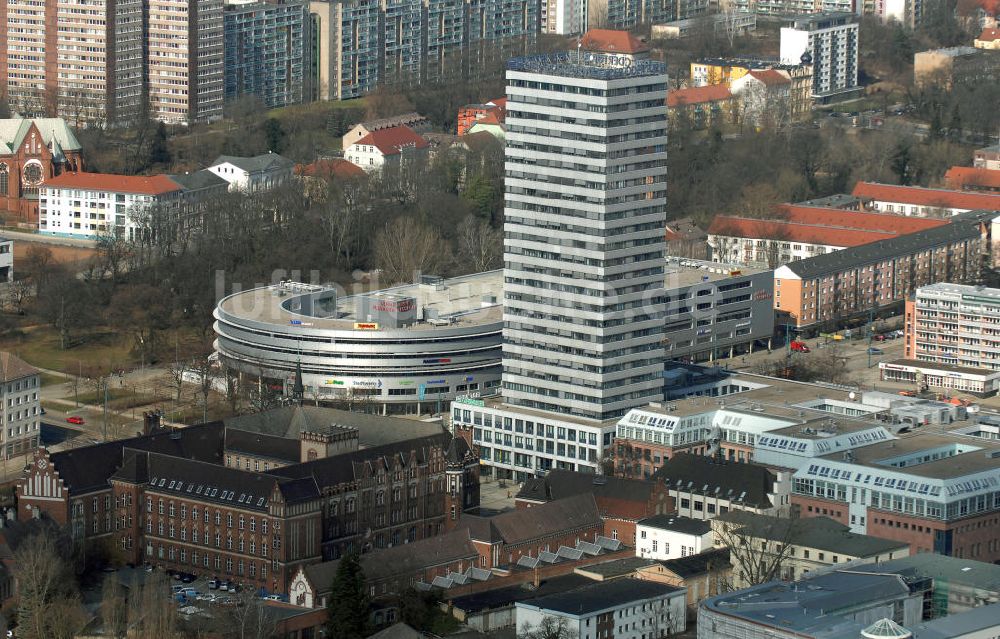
[849,392,856,400]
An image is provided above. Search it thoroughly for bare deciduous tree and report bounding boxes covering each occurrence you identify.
[456,215,502,273]
[101,574,129,639]
[374,218,448,285]
[712,512,804,589]
[12,528,79,639]
[520,617,578,639]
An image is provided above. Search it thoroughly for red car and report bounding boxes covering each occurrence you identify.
[67,416,85,425]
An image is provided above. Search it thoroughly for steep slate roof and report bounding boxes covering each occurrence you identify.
[714,512,908,556]
[581,29,651,54]
[367,624,424,639]
[167,170,228,191]
[852,181,1000,210]
[657,547,731,579]
[269,433,452,489]
[516,469,656,520]
[210,153,294,173]
[0,118,82,155]
[653,453,776,509]
[306,528,479,595]
[776,210,991,280]
[224,429,300,464]
[222,405,446,447]
[466,493,602,545]
[0,352,38,382]
[944,166,1000,190]
[667,84,732,107]
[519,578,682,616]
[352,125,429,156]
[42,172,183,195]
[50,422,226,496]
[116,451,284,512]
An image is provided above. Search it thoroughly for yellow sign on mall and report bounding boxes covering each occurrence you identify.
[354,322,379,330]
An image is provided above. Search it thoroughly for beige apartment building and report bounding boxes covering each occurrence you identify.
[0,0,222,125]
[147,0,223,124]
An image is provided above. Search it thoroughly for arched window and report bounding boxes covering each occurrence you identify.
[0,164,7,196]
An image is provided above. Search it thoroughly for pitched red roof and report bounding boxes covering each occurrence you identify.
[852,182,1000,210]
[667,84,732,107]
[41,172,183,195]
[944,166,1000,190]
[581,29,650,55]
[708,206,949,247]
[977,27,1000,41]
[351,125,429,156]
[747,69,791,86]
[295,158,366,179]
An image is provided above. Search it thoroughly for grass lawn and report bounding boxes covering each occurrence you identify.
[38,371,70,388]
[0,326,133,374]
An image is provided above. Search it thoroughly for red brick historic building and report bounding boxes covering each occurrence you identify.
[0,118,83,226]
[17,407,478,594]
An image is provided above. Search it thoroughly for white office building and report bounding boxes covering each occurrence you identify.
[780,12,859,102]
[502,52,668,421]
[451,51,669,480]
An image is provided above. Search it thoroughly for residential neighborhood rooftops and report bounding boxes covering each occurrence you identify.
[852,181,1000,210]
[294,158,366,179]
[773,211,991,280]
[41,172,183,195]
[943,166,1000,190]
[580,29,651,54]
[708,206,948,247]
[518,578,682,616]
[352,125,430,156]
[746,69,791,85]
[666,84,732,107]
[210,153,295,173]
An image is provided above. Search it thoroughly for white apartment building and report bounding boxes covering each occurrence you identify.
[852,182,1000,218]
[39,173,184,239]
[206,153,295,193]
[0,353,41,459]
[780,12,858,101]
[516,579,686,639]
[636,515,713,561]
[905,283,1000,373]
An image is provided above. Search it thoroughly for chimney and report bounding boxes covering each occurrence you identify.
[533,567,540,588]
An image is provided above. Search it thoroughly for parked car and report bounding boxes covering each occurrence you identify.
[178,588,200,598]
[262,594,285,602]
[66,416,85,425]
[790,340,810,353]
[180,573,195,583]
[208,579,220,590]
[873,334,887,342]
[868,347,883,355]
